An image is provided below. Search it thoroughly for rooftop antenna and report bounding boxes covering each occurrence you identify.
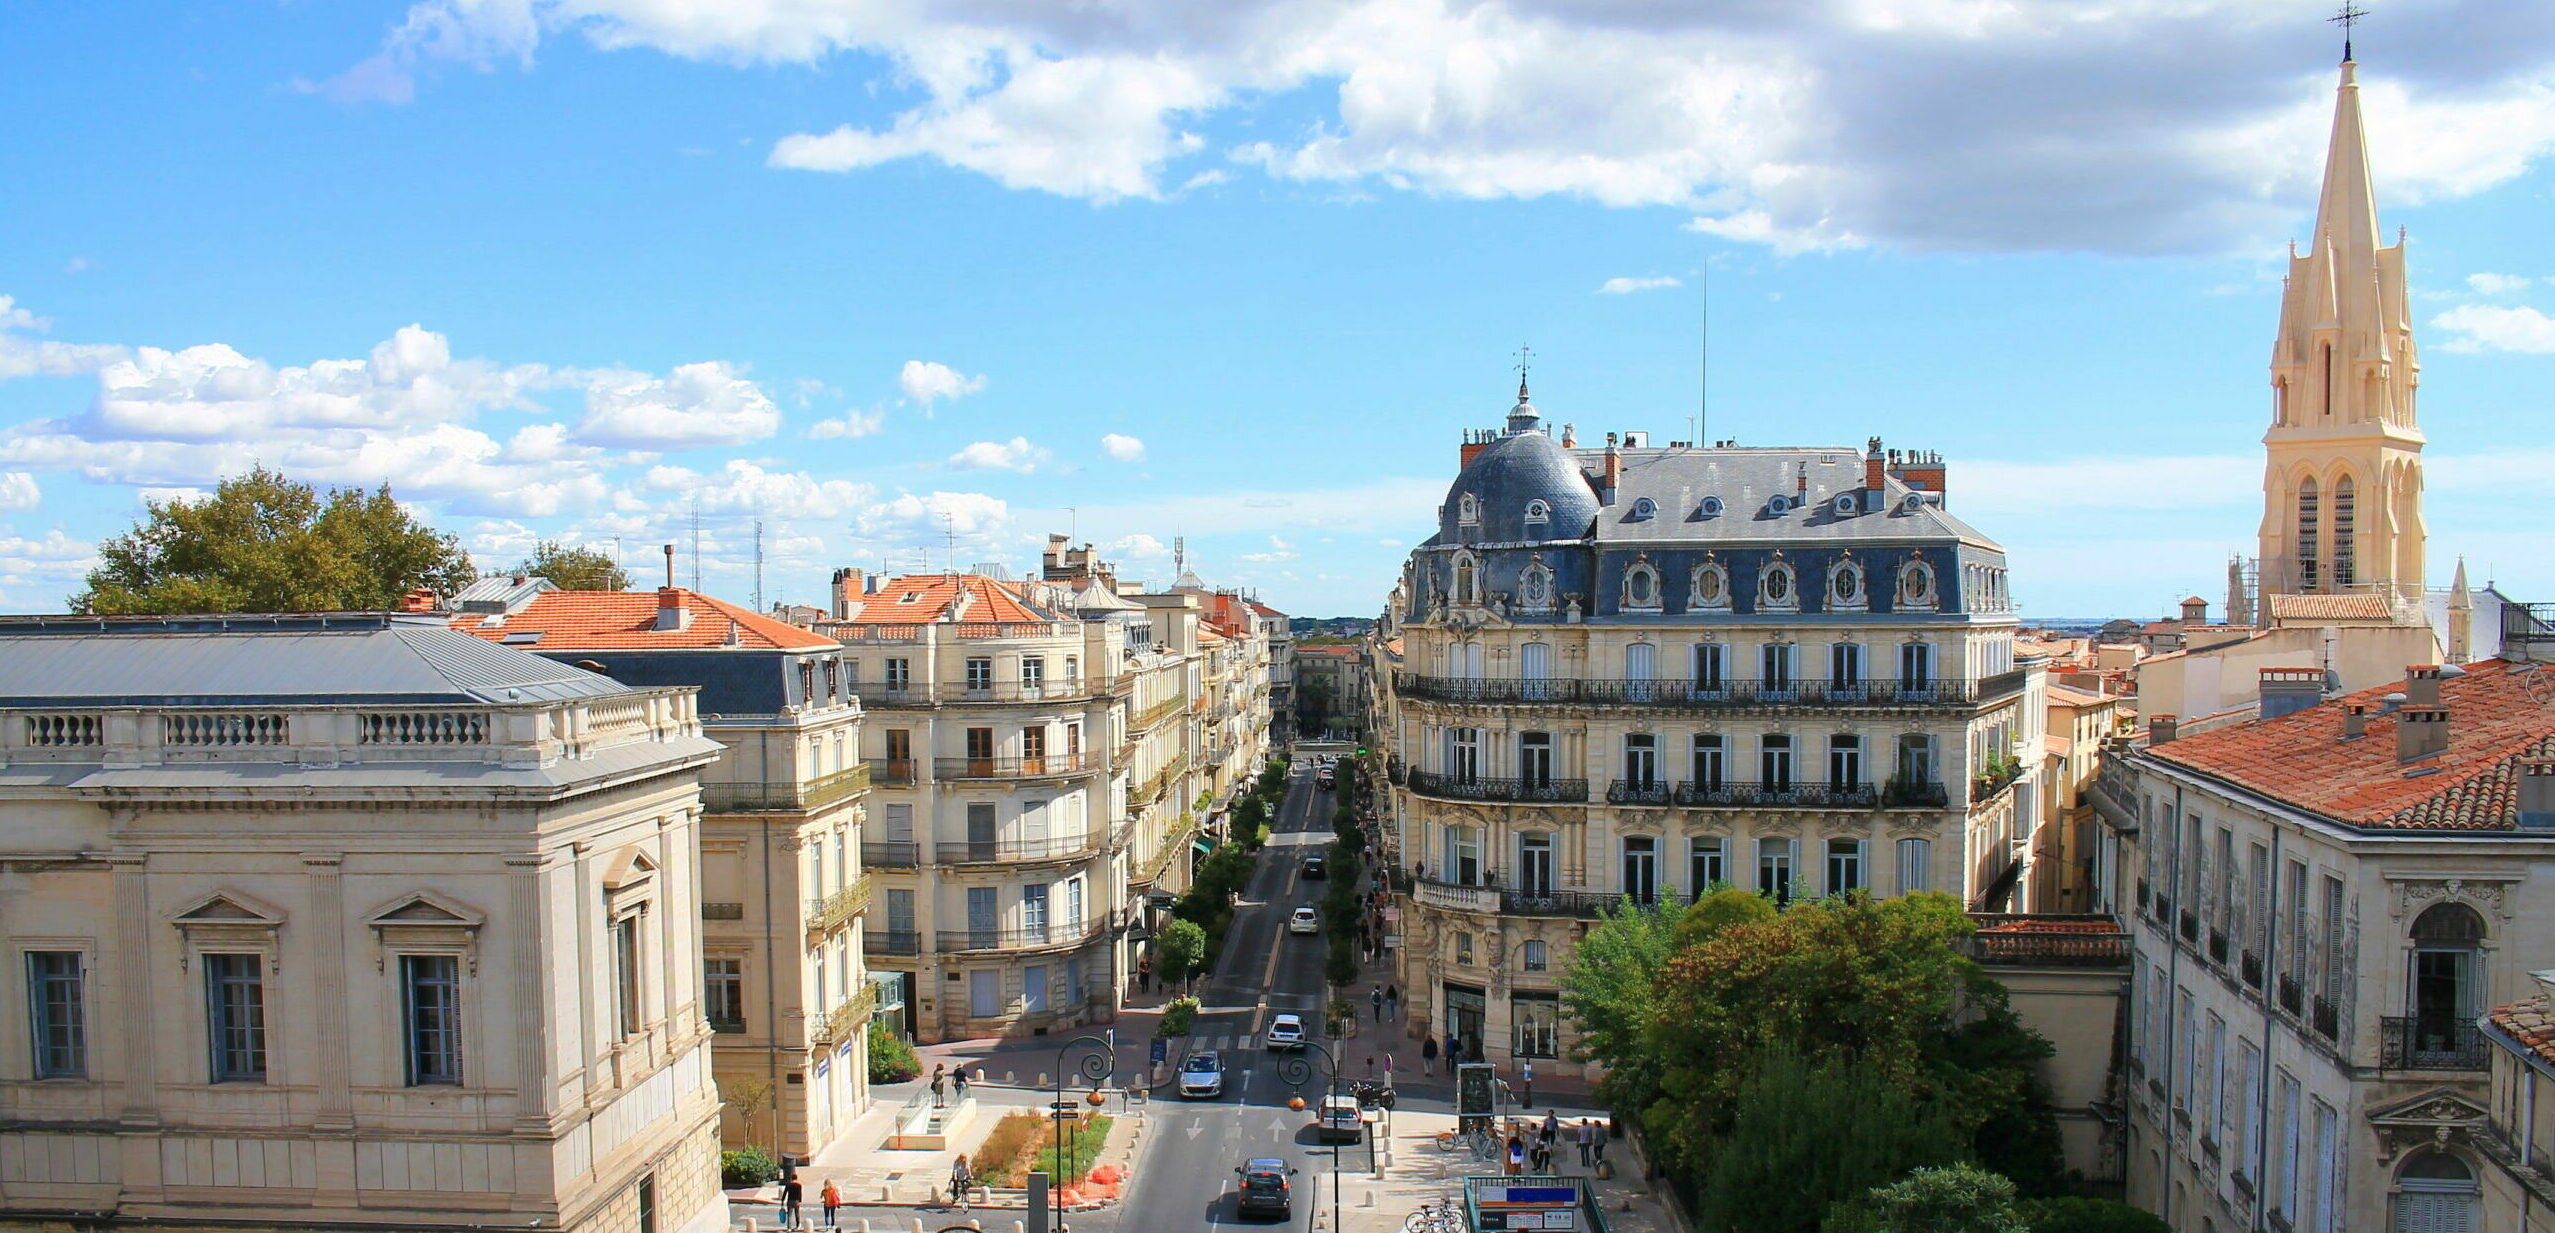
[2330,1,2367,60]
[1065,506,1077,545]
[687,499,702,591]
[752,520,765,611]
[942,514,958,576]
[1698,258,1710,449]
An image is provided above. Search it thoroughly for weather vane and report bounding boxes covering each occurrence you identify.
[2330,2,2368,61]
[1514,343,1533,397]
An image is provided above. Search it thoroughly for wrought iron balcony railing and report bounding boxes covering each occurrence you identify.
[2379,1017,2487,1071]
[803,875,873,933]
[865,929,921,956]
[932,752,1105,781]
[702,764,871,812]
[810,983,880,1046]
[1673,780,1880,808]
[1404,770,1588,803]
[934,920,1109,954]
[1396,674,1982,709]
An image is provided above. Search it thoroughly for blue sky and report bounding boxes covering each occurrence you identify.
[2,0,2551,620]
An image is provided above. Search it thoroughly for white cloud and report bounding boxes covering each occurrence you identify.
[0,472,36,511]
[0,294,130,380]
[2432,304,2555,354]
[1,297,42,332]
[328,1,2555,255]
[574,360,780,449]
[636,460,875,520]
[1100,432,1146,461]
[2468,272,2534,297]
[948,436,1050,473]
[1105,532,1172,562]
[1597,276,1683,295]
[898,359,986,413]
[856,490,1011,542]
[808,406,889,439]
[1241,534,1299,563]
[136,485,208,507]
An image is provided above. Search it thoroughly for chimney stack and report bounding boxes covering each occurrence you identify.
[2342,705,2367,739]
[1602,434,1622,498]
[831,567,865,620]
[655,584,690,632]
[2407,665,2445,706]
[1864,437,1886,508]
[2520,762,2555,830]
[2150,714,2179,745]
[2397,707,2450,762]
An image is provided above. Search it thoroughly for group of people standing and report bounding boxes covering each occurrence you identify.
[1503,1111,1610,1176]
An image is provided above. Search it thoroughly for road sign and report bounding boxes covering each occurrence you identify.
[1150,1039,1167,1064]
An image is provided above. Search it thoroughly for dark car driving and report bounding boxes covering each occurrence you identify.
[1234,1157,1295,1219]
[1302,855,1327,879]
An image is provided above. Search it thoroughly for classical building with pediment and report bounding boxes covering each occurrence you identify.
[0,613,730,1233]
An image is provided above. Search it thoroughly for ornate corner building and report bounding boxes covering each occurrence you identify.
[1375,383,2044,1071]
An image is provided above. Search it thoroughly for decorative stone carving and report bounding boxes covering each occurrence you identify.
[2392,876,2515,921]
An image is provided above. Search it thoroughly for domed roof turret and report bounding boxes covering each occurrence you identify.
[1438,419,1598,544]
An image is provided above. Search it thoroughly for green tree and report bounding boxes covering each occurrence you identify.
[1700,1051,1967,1233]
[2013,1197,2172,1233]
[1822,1165,2028,1233]
[1155,919,1208,988]
[1558,895,1694,1116]
[76,466,476,614]
[513,540,632,591]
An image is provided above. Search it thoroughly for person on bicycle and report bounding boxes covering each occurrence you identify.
[949,1154,974,1210]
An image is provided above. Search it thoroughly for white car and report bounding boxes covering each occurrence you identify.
[1288,906,1320,935]
[1265,1013,1306,1051]
[1179,1052,1226,1099]
[1315,1093,1365,1143]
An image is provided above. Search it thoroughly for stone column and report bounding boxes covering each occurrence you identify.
[304,853,354,1133]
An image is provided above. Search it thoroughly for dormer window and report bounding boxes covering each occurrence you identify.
[1898,557,1937,610]
[1458,493,1481,526]
[1689,556,1731,611]
[1760,554,1799,611]
[1698,496,1723,518]
[1623,556,1663,612]
[1629,497,1657,521]
[1452,552,1481,606]
[1518,556,1556,614]
[1524,499,1550,525]
[1829,555,1866,609]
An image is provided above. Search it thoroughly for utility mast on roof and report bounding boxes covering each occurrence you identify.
[688,500,702,591]
[752,520,765,611]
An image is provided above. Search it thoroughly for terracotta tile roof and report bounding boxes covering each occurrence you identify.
[2270,593,2394,622]
[2149,657,2555,830]
[2487,994,2555,1066]
[2042,733,2073,760]
[2047,683,2109,706]
[453,588,838,651]
[831,574,1062,626]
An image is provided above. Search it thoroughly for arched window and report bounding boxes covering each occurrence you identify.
[2333,475,2357,588]
[1690,558,1730,610]
[2297,477,2321,592]
[1452,553,1479,605]
[1458,492,1480,526]
[1629,497,1657,521]
[2410,902,2486,1065]
[2394,1151,2479,1233]
[1524,499,1550,525]
[1760,557,1798,610]
[1897,558,1935,609]
[1829,556,1864,607]
[1518,559,1555,613]
[1624,559,1662,611]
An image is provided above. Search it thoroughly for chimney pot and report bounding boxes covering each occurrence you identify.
[2343,704,2367,739]
[2407,664,2445,706]
[2396,706,2450,762]
[2150,714,2179,745]
[661,543,676,589]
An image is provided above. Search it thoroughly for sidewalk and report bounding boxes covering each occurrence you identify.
[1309,1102,1680,1233]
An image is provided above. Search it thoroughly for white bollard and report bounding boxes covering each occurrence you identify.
[859,1221,872,1233]
[1013,1223,1027,1233]
[1360,1188,1377,1208]
[879,1184,894,1202]
[743,1221,759,1233]
[912,1220,928,1233]
[1005,1069,1017,1084]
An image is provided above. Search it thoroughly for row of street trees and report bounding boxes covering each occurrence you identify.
[1561,889,2162,1233]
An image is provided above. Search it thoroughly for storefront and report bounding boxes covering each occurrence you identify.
[1444,982,1487,1061]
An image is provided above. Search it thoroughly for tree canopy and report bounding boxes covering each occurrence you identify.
[512,540,632,591]
[76,467,476,615]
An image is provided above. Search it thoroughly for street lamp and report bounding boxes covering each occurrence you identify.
[1276,1040,1366,1233]
[1047,1033,1115,1233]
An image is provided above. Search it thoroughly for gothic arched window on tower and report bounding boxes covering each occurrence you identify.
[2333,476,2357,588]
[2296,478,2322,593]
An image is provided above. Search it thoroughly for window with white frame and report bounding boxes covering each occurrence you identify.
[1621,836,1659,904]
[1759,734,1794,790]
[1689,837,1726,895]
[1827,734,1862,789]
[1896,838,1931,893]
[1825,839,1865,896]
[1760,643,1795,691]
[1757,837,1795,900]
[1522,940,1548,972]
[1690,734,1726,790]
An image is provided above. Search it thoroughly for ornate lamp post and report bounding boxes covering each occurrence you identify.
[1277,1040,1362,1233]
[1047,1033,1116,1233]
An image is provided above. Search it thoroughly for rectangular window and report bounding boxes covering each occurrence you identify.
[1759,734,1793,791]
[967,801,998,861]
[968,969,1000,1018]
[705,958,745,1031]
[1757,837,1795,900]
[885,728,913,774]
[614,916,643,1038]
[1830,642,1864,688]
[2248,843,2272,964]
[2311,1099,2339,1233]
[1895,838,1931,893]
[1827,734,1861,789]
[1760,643,1794,691]
[1623,734,1657,788]
[2208,1012,2229,1146]
[402,954,463,1085]
[1898,642,1932,688]
[1023,964,1049,1014]
[2320,875,2347,1005]
[1519,833,1554,895]
[2236,1040,2263,1181]
[204,953,268,1083]
[1690,734,1725,790]
[886,888,916,938]
[965,727,996,772]
[637,1174,658,1233]
[885,802,914,844]
[1688,837,1725,896]
[1023,884,1051,943]
[2214,828,2236,934]
[1519,732,1553,789]
[1621,836,1658,904]
[25,951,86,1079]
[2274,1072,2302,1218]
[1021,655,1046,694]
[2285,860,2310,980]
[1022,726,1048,773]
[965,657,993,692]
[1065,877,1086,928]
[1451,727,1482,780]
[884,658,910,692]
[967,887,998,948]
[1691,643,1725,692]
[1894,733,1935,787]
[1826,839,1865,896]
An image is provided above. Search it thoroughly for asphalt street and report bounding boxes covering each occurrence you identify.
[1080,758,1375,1233]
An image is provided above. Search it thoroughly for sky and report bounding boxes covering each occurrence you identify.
[2,0,2552,621]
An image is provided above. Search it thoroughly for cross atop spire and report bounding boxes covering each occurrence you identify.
[1514,343,1533,401]
[2330,2,2368,62]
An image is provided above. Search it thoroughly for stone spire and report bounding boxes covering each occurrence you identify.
[2447,556,2472,663]
[2258,54,2427,607]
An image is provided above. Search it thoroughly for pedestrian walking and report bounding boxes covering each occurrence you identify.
[1421,1035,1438,1075]
[1444,1033,1460,1067]
[1371,986,1384,1021]
[820,1178,841,1228]
[1593,1122,1610,1167]
[1385,984,1399,1020]
[1540,1110,1560,1144]
[1576,1120,1596,1168]
[950,1154,975,1210]
[1506,1134,1526,1177]
[1520,1060,1534,1106]
[930,1064,946,1107]
[952,1066,970,1100]
[780,1176,804,1229]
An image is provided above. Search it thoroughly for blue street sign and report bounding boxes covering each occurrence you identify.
[1150,1039,1167,1064]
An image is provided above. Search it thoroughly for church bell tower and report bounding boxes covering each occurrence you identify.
[2258,53,2427,614]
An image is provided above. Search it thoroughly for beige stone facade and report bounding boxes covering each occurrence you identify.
[0,614,727,1233]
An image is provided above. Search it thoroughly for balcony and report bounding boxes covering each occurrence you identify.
[856,678,1119,708]
[2208,928,2230,965]
[933,834,1107,867]
[866,841,920,869]
[1883,779,1952,808]
[1131,695,1186,730]
[2380,1017,2489,1071]
[1396,674,1982,710]
[1675,780,1881,809]
[703,764,872,813]
[874,758,918,786]
[709,1015,746,1034]
[1405,770,1588,804]
[865,929,921,957]
[810,982,880,1047]
[933,751,1104,781]
[1607,778,1672,806]
[804,875,873,933]
[2311,996,2339,1041]
[1965,915,2131,967]
[2179,910,2200,945]
[2277,973,2304,1016]
[2240,950,2264,988]
[1412,876,1635,920]
[934,920,1109,954]
[1971,766,2023,805]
